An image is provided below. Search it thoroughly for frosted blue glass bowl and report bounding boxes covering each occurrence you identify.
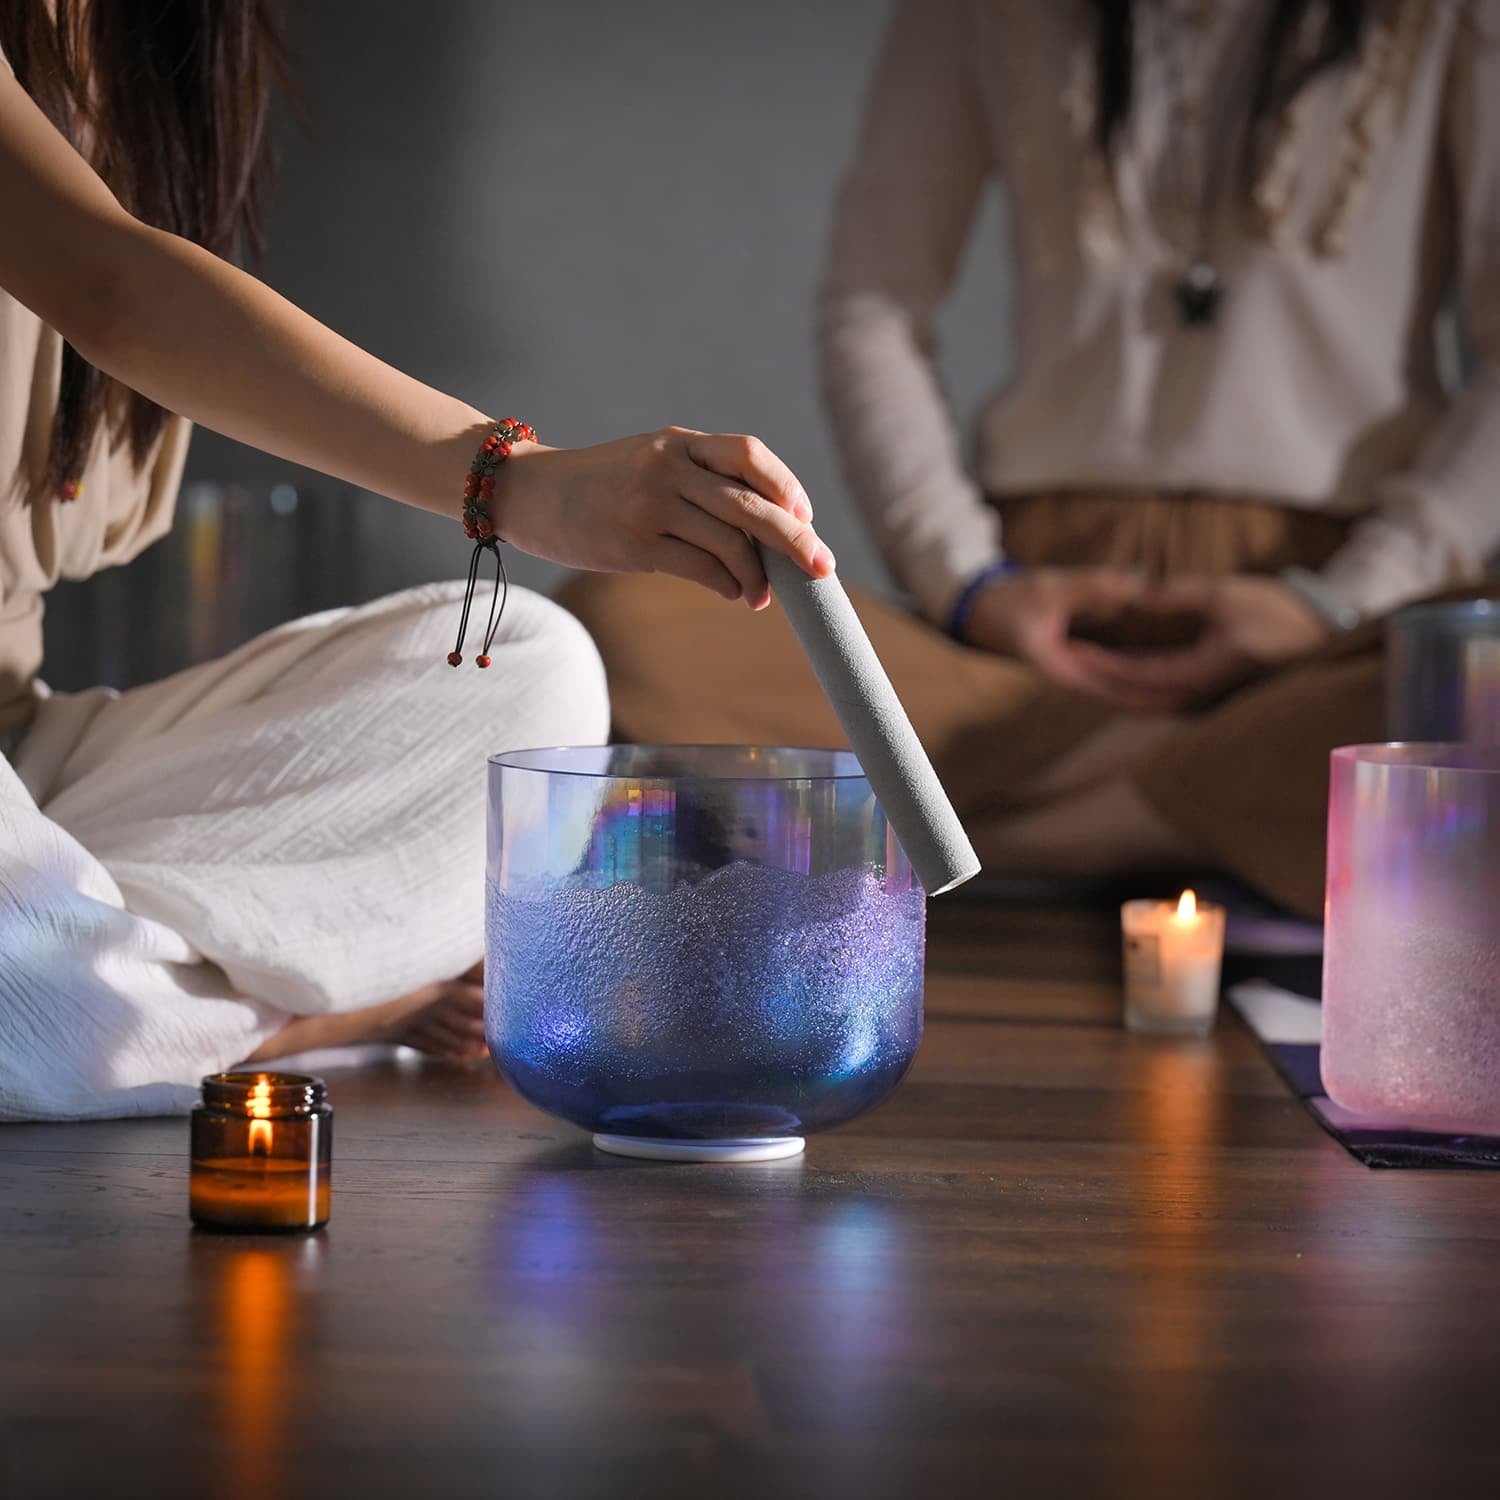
[485,746,926,1161]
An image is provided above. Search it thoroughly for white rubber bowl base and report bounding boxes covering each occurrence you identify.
[592,1133,806,1163]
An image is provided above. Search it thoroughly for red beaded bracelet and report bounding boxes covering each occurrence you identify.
[448,418,535,668]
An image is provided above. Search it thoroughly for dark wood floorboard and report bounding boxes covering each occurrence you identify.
[3,897,1497,1499]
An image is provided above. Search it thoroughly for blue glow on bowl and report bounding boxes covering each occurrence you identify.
[485,860,925,1139]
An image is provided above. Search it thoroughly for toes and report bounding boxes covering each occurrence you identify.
[405,1016,489,1061]
[444,986,485,1023]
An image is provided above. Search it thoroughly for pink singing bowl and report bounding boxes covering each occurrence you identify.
[1322,743,1500,1136]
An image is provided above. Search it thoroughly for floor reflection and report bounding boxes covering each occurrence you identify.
[1122,1041,1226,1496]
[481,1160,911,1487]
[198,1236,323,1500]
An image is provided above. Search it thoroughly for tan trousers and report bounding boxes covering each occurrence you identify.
[560,493,1392,919]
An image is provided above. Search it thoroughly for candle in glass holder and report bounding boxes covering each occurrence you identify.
[1121,890,1226,1037]
[190,1072,332,1232]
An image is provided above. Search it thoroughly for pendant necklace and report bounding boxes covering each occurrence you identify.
[1162,3,1226,327]
[1174,255,1223,327]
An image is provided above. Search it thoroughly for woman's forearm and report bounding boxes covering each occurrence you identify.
[816,0,999,620]
[1318,16,1500,623]
[0,59,834,597]
[0,60,487,521]
[77,218,488,520]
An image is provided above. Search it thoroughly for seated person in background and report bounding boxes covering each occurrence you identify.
[0,2,830,1120]
[566,0,1500,918]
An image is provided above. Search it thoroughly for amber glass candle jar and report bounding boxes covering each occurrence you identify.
[190,1072,332,1232]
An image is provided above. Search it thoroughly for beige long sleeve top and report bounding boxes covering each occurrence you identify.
[819,0,1500,622]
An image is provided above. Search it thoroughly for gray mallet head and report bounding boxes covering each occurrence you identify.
[760,546,981,896]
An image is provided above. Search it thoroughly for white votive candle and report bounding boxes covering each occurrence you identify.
[1121,890,1226,1037]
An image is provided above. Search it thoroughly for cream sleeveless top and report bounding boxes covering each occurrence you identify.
[0,44,190,735]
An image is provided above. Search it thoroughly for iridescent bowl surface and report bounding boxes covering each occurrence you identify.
[1386,598,1500,743]
[1323,742,1500,1134]
[485,746,926,1143]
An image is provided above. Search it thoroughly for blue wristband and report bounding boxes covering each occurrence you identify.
[945,558,1022,643]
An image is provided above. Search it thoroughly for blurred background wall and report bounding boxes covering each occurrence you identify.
[44,0,1013,690]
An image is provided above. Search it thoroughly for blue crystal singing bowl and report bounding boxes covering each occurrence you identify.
[485,746,927,1157]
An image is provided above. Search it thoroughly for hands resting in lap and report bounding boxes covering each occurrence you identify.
[964,567,1330,713]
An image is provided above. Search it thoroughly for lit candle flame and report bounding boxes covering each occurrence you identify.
[248,1076,274,1156]
[1175,889,1198,923]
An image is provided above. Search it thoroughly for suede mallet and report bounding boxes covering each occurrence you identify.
[760,545,981,896]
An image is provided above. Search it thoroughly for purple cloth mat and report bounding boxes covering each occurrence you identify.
[1229,982,1500,1170]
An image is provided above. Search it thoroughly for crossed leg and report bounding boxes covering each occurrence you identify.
[1,582,608,1119]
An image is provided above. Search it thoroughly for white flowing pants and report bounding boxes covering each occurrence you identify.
[0,582,609,1120]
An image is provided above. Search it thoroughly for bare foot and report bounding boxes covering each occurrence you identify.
[367,964,488,1062]
[246,961,488,1065]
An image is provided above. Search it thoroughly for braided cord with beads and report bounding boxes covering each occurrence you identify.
[449,418,534,668]
[462,417,535,541]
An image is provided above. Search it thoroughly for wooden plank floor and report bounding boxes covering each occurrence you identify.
[3,898,1498,1499]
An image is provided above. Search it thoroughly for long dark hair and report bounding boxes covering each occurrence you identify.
[0,1,286,493]
[1089,0,1373,161]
